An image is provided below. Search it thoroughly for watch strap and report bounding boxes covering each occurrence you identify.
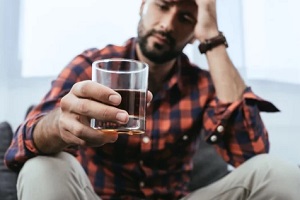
[198,31,228,54]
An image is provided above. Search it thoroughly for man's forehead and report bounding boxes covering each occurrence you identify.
[147,0,195,3]
[155,0,196,6]
[164,0,195,2]
[144,0,197,9]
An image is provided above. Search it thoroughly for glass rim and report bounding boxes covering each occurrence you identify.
[92,58,148,74]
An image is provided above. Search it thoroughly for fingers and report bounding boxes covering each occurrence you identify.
[58,80,150,147]
[59,81,129,146]
[61,93,129,124]
[147,91,153,103]
[71,80,122,106]
[58,80,127,147]
[59,112,118,147]
[61,80,129,124]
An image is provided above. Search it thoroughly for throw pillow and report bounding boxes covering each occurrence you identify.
[0,121,18,200]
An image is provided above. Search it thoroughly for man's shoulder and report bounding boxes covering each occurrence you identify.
[80,38,135,61]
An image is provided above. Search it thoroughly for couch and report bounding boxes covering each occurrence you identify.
[0,121,17,200]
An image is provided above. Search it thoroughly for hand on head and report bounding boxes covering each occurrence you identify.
[193,0,219,41]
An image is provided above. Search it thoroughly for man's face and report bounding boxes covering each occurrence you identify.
[137,0,197,64]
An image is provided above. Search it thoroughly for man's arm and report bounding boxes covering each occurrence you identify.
[194,0,279,166]
[4,50,124,171]
[205,45,246,102]
[32,81,125,154]
[194,0,246,102]
[32,108,68,154]
[201,88,279,167]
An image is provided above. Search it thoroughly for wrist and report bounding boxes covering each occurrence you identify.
[197,29,220,42]
[33,110,67,154]
[198,31,228,54]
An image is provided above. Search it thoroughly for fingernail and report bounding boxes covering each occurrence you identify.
[109,94,121,105]
[116,112,128,123]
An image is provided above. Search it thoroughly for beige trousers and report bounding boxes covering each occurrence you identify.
[17,152,300,200]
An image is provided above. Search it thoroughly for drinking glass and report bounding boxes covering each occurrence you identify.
[90,58,148,135]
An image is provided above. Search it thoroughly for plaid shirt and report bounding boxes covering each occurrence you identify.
[5,38,278,199]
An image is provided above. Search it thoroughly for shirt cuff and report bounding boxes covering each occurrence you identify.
[205,87,279,144]
[23,113,48,155]
[215,87,279,115]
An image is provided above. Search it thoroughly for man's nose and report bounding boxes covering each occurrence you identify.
[158,9,177,32]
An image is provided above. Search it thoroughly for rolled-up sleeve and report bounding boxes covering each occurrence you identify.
[4,113,47,171]
[202,87,279,167]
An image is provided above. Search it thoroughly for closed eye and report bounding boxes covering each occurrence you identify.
[156,2,170,11]
[179,13,196,24]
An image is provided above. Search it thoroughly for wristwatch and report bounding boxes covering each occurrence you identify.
[198,31,228,54]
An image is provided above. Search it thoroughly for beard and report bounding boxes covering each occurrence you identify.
[137,19,184,64]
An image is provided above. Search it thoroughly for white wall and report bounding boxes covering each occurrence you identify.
[249,81,300,165]
[243,0,300,84]
[0,0,52,129]
[0,1,8,122]
[0,0,11,125]
[0,1,8,123]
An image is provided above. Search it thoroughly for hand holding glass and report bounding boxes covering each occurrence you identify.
[90,59,148,135]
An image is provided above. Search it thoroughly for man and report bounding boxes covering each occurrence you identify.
[5,0,300,199]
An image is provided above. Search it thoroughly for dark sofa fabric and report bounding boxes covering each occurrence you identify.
[188,140,229,191]
[0,122,17,200]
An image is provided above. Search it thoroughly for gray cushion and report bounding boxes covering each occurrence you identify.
[189,140,229,191]
[0,121,17,200]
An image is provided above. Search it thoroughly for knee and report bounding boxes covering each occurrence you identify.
[18,152,78,185]
[249,154,300,185]
[248,154,300,198]
[17,153,91,200]
[250,154,298,173]
[249,153,282,168]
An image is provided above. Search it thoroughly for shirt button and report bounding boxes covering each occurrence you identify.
[182,135,188,141]
[142,136,150,144]
[140,181,145,188]
[217,125,224,133]
[210,135,218,143]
